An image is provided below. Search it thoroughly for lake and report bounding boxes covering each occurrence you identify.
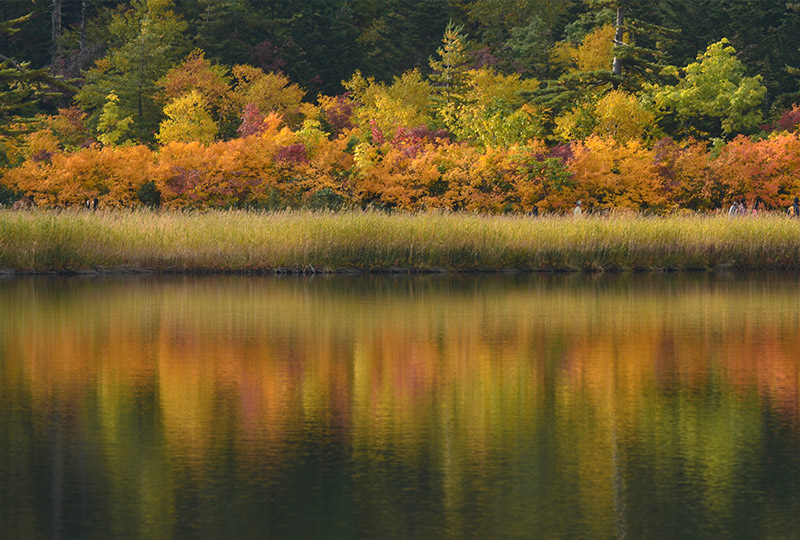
[1,273,799,539]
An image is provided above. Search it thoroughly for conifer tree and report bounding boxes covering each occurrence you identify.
[75,0,189,142]
[534,0,677,116]
[0,13,73,135]
[428,21,471,114]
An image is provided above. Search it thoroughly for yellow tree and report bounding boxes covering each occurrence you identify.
[343,69,433,138]
[555,89,654,142]
[97,92,134,146]
[227,65,305,127]
[156,90,217,145]
[429,21,471,127]
[158,49,231,122]
[441,68,543,146]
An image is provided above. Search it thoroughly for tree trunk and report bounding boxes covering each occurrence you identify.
[611,5,624,88]
[51,0,62,64]
[80,0,87,53]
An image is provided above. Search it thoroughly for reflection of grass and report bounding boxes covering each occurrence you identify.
[1,209,800,272]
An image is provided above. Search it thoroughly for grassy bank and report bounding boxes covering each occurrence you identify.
[1,209,800,273]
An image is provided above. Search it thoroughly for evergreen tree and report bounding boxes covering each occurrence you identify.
[0,13,73,135]
[0,1,53,70]
[183,0,260,68]
[534,0,677,117]
[428,21,471,108]
[75,0,189,142]
[466,0,574,76]
[353,0,458,82]
[504,16,556,78]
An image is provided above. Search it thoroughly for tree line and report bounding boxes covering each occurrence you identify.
[3,0,800,212]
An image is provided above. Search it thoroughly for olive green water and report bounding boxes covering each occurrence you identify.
[1,273,800,539]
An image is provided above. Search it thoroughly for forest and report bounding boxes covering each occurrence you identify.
[3,0,800,214]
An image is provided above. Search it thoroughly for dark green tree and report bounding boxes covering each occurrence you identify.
[505,16,555,78]
[0,1,52,70]
[0,14,73,135]
[534,0,677,116]
[466,0,575,76]
[353,0,460,82]
[182,0,256,68]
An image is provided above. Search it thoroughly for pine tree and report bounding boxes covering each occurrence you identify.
[0,13,73,135]
[75,0,189,142]
[428,21,471,108]
[533,0,677,117]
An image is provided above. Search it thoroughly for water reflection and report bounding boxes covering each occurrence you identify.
[1,273,800,538]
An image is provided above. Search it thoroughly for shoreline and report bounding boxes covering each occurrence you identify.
[0,265,733,277]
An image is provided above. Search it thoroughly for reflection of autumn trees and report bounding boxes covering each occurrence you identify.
[2,274,800,537]
[5,274,800,435]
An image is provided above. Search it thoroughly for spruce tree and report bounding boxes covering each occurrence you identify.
[428,21,471,108]
[533,0,677,115]
[75,0,189,142]
[0,13,73,135]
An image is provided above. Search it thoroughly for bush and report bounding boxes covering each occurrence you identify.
[308,187,347,210]
[136,181,162,208]
[0,184,20,207]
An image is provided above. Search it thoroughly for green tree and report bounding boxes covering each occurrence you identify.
[467,0,573,76]
[654,0,800,113]
[75,0,189,142]
[647,39,767,138]
[429,20,472,118]
[97,91,134,146]
[607,1,678,88]
[0,13,73,135]
[184,0,254,67]
[535,0,676,110]
[466,0,571,44]
[505,17,555,78]
[353,0,456,82]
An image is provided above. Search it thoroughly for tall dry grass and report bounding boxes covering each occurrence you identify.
[1,209,800,273]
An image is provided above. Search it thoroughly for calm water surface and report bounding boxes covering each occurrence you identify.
[1,273,800,539]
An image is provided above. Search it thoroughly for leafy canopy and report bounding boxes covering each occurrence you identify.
[647,39,766,137]
[156,90,217,145]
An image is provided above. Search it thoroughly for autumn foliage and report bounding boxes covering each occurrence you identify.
[6,112,800,213]
[3,30,800,214]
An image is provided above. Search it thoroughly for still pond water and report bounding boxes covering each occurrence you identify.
[1,273,800,539]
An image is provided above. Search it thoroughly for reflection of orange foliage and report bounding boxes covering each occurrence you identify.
[4,275,800,479]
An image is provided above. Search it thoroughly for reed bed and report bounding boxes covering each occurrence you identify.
[1,208,800,273]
